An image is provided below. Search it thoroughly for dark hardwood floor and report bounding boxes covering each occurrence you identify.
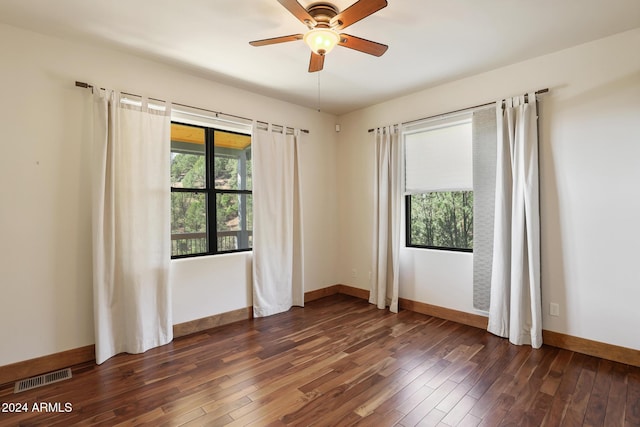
[1,294,639,426]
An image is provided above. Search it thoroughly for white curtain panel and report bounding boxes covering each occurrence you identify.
[90,89,172,364]
[370,126,401,313]
[252,125,304,317]
[488,94,542,348]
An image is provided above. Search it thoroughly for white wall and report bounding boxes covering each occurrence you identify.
[0,23,339,366]
[337,29,640,350]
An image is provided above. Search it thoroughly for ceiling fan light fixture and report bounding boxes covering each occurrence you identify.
[303,28,340,56]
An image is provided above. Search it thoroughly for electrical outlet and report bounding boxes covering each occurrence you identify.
[550,302,560,317]
[351,269,357,278]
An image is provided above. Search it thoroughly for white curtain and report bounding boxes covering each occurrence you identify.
[252,124,304,317]
[90,89,172,364]
[370,126,401,313]
[487,94,542,348]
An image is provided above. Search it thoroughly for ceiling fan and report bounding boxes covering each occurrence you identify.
[250,0,388,72]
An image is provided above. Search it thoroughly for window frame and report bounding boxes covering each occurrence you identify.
[171,122,252,259]
[403,115,474,253]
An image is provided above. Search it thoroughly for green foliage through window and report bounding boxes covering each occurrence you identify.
[406,191,473,251]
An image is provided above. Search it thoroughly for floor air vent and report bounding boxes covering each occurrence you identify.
[14,368,72,393]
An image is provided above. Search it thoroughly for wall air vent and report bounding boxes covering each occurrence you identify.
[14,368,72,393]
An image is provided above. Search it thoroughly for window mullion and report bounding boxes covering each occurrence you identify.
[206,128,217,254]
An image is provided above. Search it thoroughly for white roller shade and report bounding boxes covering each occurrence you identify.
[172,105,253,135]
[404,117,472,193]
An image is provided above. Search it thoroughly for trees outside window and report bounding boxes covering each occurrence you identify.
[406,191,473,251]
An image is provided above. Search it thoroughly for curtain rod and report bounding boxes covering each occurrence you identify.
[368,88,549,133]
[75,81,310,134]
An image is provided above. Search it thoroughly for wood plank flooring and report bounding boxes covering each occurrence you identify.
[1,294,639,426]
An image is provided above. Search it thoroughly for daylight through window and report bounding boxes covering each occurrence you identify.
[171,122,252,258]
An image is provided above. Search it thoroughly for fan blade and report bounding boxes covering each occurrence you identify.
[331,0,388,30]
[249,34,304,47]
[338,34,388,56]
[308,52,325,72]
[278,0,317,27]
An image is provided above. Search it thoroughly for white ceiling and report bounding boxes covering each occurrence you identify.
[1,0,639,115]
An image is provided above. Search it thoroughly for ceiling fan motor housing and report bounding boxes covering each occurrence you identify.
[307,3,340,28]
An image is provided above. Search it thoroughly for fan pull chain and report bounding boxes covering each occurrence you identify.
[317,71,321,112]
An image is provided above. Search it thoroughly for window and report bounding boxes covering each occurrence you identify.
[404,115,473,252]
[170,122,252,258]
[406,191,473,251]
